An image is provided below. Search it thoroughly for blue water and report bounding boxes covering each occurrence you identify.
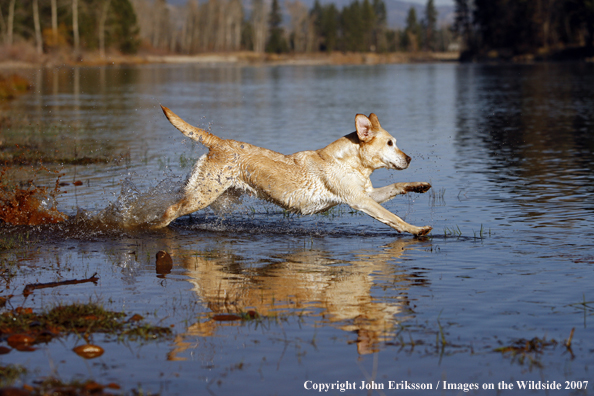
[1,62,593,395]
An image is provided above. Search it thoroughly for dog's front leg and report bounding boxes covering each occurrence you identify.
[350,197,432,236]
[370,182,431,204]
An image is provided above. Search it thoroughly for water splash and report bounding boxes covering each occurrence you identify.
[94,175,184,228]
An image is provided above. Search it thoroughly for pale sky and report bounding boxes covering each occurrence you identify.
[407,0,454,5]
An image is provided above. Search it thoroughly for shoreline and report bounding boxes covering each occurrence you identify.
[0,51,460,69]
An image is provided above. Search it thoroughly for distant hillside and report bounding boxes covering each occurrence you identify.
[164,0,455,28]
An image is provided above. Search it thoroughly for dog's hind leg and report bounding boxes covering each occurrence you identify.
[152,162,234,228]
[370,182,431,204]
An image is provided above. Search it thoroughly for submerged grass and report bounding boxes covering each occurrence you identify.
[443,225,462,237]
[0,108,126,226]
[0,233,28,251]
[1,376,157,396]
[0,120,120,166]
[441,224,492,239]
[494,336,559,368]
[0,74,118,167]
[22,378,124,396]
[0,302,172,351]
[0,364,27,387]
[428,187,446,207]
[568,294,594,327]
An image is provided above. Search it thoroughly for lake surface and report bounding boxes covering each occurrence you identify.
[1,62,593,395]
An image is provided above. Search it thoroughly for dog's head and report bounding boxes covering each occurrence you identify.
[355,113,411,171]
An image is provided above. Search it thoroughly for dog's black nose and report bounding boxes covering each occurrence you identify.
[405,155,411,164]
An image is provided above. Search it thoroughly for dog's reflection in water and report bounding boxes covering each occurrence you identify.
[167,237,430,359]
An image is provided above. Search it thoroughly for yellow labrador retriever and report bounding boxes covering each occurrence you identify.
[155,106,432,236]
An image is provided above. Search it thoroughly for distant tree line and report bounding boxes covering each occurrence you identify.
[0,0,139,56]
[147,0,454,54]
[453,0,594,59]
[315,0,450,53]
[0,0,455,56]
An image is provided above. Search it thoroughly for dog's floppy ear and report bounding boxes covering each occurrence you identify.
[355,114,376,142]
[368,113,381,130]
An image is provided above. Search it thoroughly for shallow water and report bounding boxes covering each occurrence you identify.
[1,62,593,394]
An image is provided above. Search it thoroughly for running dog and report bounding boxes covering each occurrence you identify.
[155,106,432,236]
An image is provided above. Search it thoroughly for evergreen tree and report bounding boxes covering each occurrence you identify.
[586,0,594,48]
[372,0,388,51]
[110,0,140,53]
[454,0,594,56]
[340,1,363,51]
[452,0,473,51]
[71,0,140,53]
[404,7,420,51]
[340,0,376,52]
[360,0,375,51]
[266,0,288,53]
[424,0,438,51]
[241,21,254,51]
[311,1,338,52]
[566,0,594,48]
[311,0,323,41]
[359,0,375,51]
[324,5,339,52]
[372,0,386,26]
[385,29,401,52]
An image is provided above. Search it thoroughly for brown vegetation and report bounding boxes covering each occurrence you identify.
[0,302,171,352]
[0,74,30,100]
[0,170,66,225]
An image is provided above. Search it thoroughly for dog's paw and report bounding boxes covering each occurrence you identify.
[413,226,432,237]
[406,182,432,194]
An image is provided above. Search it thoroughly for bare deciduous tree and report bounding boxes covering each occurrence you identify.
[0,7,5,42]
[129,0,244,54]
[151,0,170,49]
[130,0,153,47]
[99,0,111,58]
[201,0,219,51]
[33,0,43,54]
[6,0,16,45]
[286,0,316,52]
[73,0,80,53]
[226,0,244,51]
[51,0,58,43]
[184,0,200,53]
[251,0,268,53]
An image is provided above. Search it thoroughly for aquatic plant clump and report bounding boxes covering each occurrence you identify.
[0,74,30,100]
[0,364,27,387]
[494,336,560,367]
[0,375,149,395]
[0,302,172,352]
[0,167,66,225]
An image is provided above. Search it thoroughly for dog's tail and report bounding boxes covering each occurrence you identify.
[160,105,222,148]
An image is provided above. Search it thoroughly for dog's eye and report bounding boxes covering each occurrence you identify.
[387,140,393,146]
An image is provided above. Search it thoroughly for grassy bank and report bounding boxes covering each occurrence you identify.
[0,43,460,68]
